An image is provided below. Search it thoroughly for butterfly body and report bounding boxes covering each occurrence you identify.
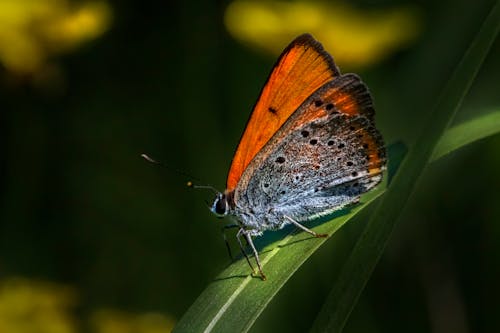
[210,34,386,279]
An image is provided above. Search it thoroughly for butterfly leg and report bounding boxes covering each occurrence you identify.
[284,215,328,238]
[221,224,239,261]
[236,228,266,280]
[236,228,257,277]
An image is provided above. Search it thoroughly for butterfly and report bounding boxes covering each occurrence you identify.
[210,34,386,280]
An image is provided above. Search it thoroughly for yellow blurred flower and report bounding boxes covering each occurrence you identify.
[90,309,176,333]
[0,277,176,333]
[0,277,78,333]
[225,1,421,68]
[0,0,112,74]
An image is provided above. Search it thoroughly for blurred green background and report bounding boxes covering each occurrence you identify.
[0,0,498,332]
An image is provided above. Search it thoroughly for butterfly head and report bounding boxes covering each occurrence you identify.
[210,192,229,218]
[186,181,229,218]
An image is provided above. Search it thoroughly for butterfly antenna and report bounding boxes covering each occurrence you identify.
[141,153,200,182]
[141,153,220,194]
[141,153,161,165]
[186,181,220,195]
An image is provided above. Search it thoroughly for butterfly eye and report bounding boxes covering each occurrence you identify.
[211,193,228,217]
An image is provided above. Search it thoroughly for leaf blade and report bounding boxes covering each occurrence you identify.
[432,110,500,161]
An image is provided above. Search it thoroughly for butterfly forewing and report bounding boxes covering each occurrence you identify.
[226,34,340,191]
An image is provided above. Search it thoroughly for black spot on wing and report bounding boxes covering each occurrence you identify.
[275,156,285,163]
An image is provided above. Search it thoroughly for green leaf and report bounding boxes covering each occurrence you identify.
[310,2,500,332]
[173,3,500,332]
[432,110,500,161]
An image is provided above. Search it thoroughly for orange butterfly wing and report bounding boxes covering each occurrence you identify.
[285,74,386,175]
[227,34,340,190]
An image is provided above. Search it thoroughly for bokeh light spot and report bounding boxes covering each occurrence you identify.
[0,0,112,75]
[225,1,422,68]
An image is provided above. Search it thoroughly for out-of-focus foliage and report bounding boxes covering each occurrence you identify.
[225,1,421,68]
[0,0,111,74]
[0,278,77,333]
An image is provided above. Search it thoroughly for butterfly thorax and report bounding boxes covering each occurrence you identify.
[210,188,282,234]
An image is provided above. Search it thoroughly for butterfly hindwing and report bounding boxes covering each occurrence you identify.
[235,74,385,225]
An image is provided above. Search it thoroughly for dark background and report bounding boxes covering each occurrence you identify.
[0,0,498,332]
